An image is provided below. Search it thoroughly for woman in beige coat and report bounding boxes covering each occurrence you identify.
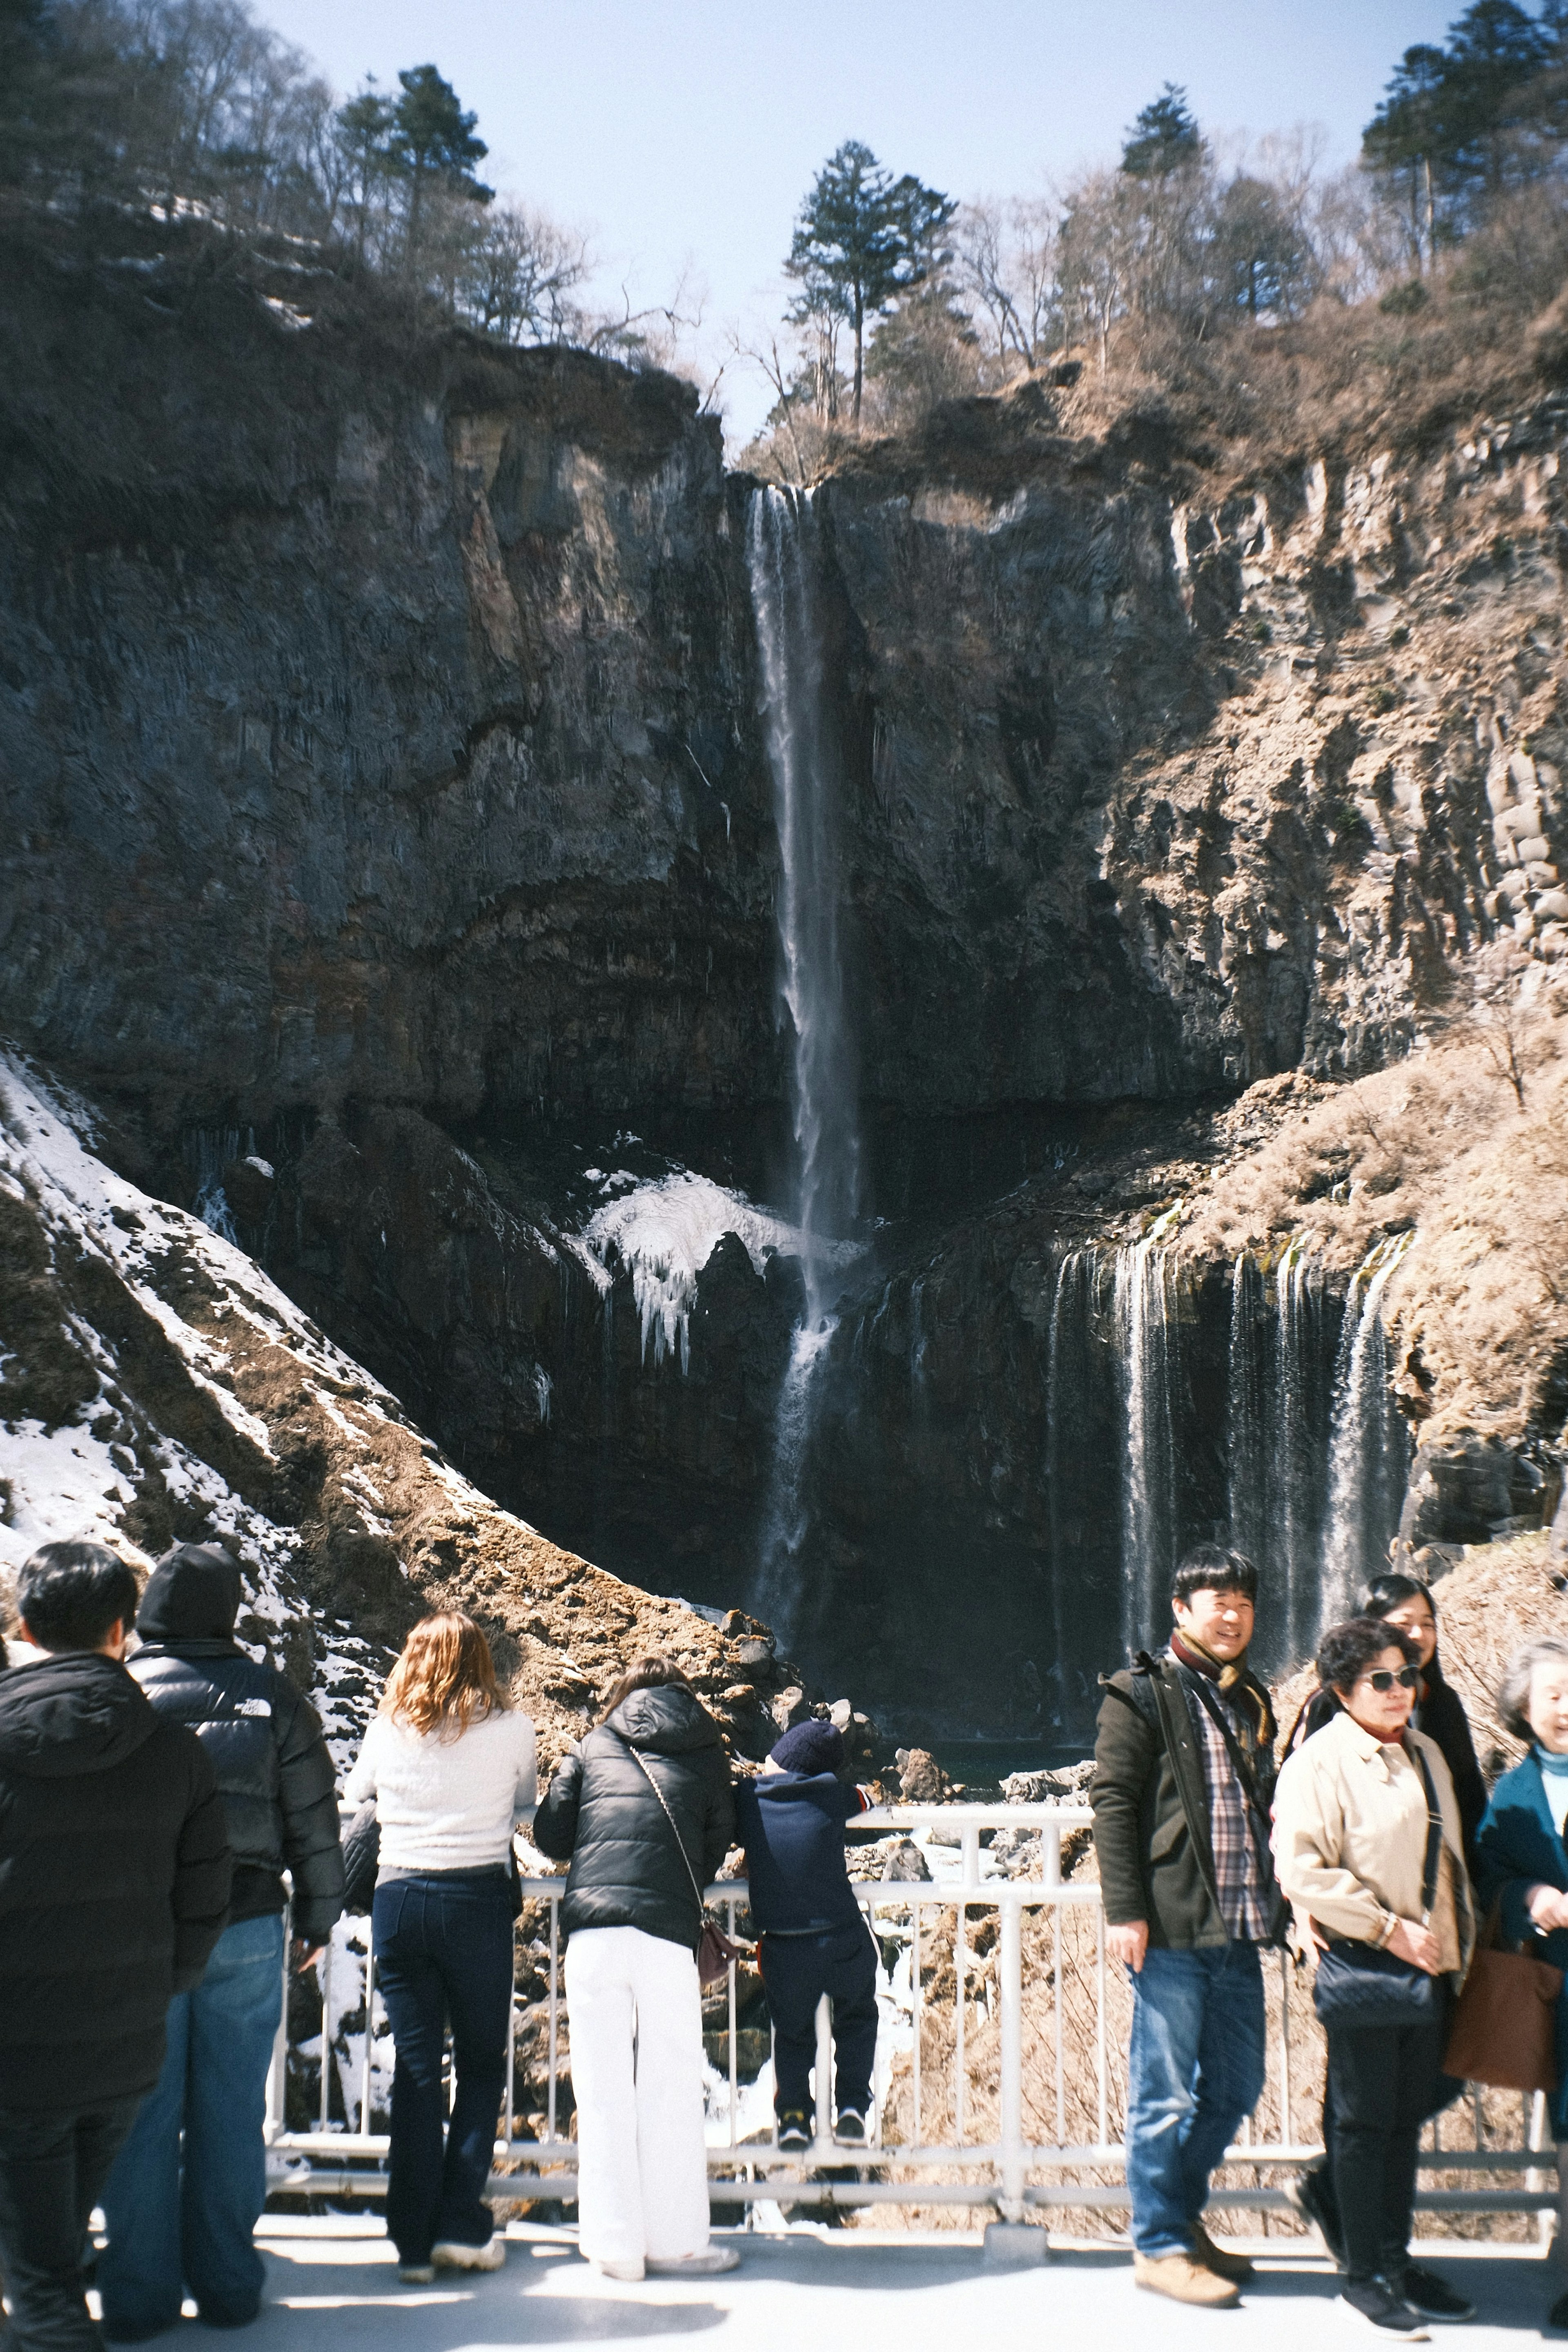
[1272,1614,1475,2341]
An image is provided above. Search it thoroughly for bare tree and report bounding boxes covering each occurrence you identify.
[956,196,1060,370]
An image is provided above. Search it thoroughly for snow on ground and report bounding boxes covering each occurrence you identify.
[583,1170,860,1372]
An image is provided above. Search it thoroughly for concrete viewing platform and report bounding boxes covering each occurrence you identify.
[170,2218,1559,2348]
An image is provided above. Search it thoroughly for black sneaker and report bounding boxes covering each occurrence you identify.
[835,2109,867,2144]
[776,2110,811,2151]
[1549,2287,1568,2331]
[1283,2165,1345,2264]
[1401,2264,1474,2322]
[1339,2278,1431,2339]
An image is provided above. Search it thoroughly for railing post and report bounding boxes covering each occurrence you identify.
[999,1890,1024,2223]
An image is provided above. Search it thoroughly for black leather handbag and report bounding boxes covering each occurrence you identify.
[1312,1744,1447,2031]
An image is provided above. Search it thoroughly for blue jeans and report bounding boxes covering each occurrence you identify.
[372,1874,514,2265]
[1124,1941,1267,2258]
[99,1913,285,2335]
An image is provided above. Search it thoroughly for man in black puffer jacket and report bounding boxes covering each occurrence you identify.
[98,1544,344,2342]
[0,1541,231,2352]
[532,1661,735,2281]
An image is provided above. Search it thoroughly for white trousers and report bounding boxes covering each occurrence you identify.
[564,1925,710,2265]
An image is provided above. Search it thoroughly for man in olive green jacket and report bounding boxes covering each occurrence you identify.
[1091,1545,1285,2310]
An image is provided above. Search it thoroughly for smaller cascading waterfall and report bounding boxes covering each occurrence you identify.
[1114,1207,1184,1659]
[1225,1235,1332,1664]
[1268,1234,1324,1654]
[748,484,860,1637]
[1224,1250,1268,1573]
[1045,1245,1107,1705]
[186,1126,257,1243]
[1320,1233,1413,1624]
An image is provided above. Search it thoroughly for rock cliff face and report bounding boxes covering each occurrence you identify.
[0,248,775,1125]
[7,242,1568,1742]
[12,254,1560,1139]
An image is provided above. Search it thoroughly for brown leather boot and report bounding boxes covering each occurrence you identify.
[1190,2221,1256,2283]
[1133,2250,1242,2307]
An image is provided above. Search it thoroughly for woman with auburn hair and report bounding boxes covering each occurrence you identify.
[532,1653,736,2283]
[344,1611,536,2283]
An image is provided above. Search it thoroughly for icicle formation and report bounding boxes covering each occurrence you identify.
[747,486,860,1324]
[1115,1207,1184,1659]
[1320,1232,1413,1624]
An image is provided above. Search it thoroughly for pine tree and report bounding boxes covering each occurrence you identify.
[786,140,955,423]
[1120,84,1204,179]
[390,64,490,256]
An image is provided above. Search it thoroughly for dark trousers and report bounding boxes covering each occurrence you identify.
[760,1921,879,2120]
[0,2098,143,2352]
[372,1873,514,2266]
[1325,2008,1453,2282]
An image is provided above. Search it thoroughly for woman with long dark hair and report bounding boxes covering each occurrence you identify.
[344,1611,536,2283]
[1285,1572,1486,1869]
[532,1653,736,2284]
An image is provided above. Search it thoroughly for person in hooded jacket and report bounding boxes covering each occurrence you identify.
[0,1541,231,2352]
[97,1543,344,2342]
[531,1655,736,2285]
[732,1718,878,2150]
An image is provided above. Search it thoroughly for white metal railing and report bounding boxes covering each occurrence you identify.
[263,1802,1553,2225]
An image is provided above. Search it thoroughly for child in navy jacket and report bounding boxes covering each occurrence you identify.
[733,1719,879,2148]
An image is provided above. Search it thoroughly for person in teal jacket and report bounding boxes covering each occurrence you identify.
[1474,1633,1568,2332]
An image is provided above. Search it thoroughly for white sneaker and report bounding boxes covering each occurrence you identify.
[595,2256,645,2282]
[398,2263,437,2283]
[431,2235,506,2271]
[645,2247,741,2276]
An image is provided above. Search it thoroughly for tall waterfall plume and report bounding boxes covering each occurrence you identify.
[747,486,861,1634]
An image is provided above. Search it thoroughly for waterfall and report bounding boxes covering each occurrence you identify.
[747,486,861,1625]
[747,486,860,1321]
[1115,1209,1183,1658]
[1319,1234,1412,1625]
[751,1321,839,1641]
[185,1126,255,1243]
[1268,1234,1324,1656]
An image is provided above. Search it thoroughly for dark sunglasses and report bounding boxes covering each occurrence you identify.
[1361,1666,1420,1693]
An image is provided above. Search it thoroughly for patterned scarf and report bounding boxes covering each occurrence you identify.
[1170,1630,1277,1755]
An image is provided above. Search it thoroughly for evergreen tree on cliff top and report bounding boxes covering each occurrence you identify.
[1363,1,1560,265]
[1120,83,1205,178]
[787,140,955,423]
[392,64,491,254]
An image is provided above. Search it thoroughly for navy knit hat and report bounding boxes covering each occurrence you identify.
[772,1719,845,1775]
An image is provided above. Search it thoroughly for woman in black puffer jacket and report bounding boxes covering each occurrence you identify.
[532,1655,735,2285]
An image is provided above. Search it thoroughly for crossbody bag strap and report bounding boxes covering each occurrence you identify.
[1183,1666,1279,1897]
[1408,1740,1445,1922]
[1184,1668,1268,1815]
[625,1740,706,1923]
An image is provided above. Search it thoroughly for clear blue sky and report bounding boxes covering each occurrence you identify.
[253,0,1461,442]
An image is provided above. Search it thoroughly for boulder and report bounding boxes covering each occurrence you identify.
[895,1746,952,1803]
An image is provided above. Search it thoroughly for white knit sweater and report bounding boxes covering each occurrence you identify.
[343,1708,538,1874]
